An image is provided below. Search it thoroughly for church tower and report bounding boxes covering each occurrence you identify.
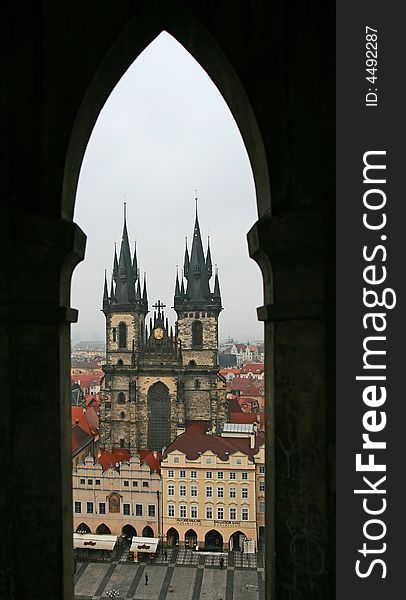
[174,202,227,430]
[100,205,148,452]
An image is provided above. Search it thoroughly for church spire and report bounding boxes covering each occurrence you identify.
[112,242,118,282]
[132,241,138,281]
[185,198,211,302]
[175,267,181,297]
[114,202,136,305]
[183,237,189,277]
[213,266,221,299]
[206,235,213,278]
[102,270,109,311]
[142,273,148,308]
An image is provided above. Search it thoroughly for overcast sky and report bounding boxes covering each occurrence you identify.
[71,32,263,344]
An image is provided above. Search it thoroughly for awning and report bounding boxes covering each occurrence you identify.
[130,537,159,554]
[73,533,118,551]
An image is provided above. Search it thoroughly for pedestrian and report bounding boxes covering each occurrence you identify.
[145,573,149,585]
[164,550,168,561]
[219,556,224,570]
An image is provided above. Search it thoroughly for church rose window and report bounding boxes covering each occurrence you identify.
[118,322,127,348]
[192,320,203,346]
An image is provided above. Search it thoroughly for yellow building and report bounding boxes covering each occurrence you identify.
[161,422,265,552]
[72,453,161,538]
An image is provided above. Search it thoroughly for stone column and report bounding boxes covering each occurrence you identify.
[0,207,85,600]
[248,206,335,600]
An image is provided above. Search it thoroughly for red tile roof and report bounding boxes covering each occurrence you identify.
[72,424,93,455]
[241,363,264,373]
[163,422,264,461]
[227,398,242,413]
[97,448,130,471]
[230,412,265,429]
[139,449,162,473]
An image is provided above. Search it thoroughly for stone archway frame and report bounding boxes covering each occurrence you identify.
[61,0,272,593]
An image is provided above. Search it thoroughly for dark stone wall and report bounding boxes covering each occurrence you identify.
[1,1,334,598]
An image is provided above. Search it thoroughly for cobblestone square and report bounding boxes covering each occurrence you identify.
[74,549,265,599]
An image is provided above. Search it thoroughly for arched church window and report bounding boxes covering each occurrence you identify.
[117,392,126,404]
[192,320,203,347]
[118,322,127,348]
[147,382,171,451]
[112,327,117,342]
[195,379,201,389]
[117,359,123,367]
[189,360,196,366]
[120,411,125,419]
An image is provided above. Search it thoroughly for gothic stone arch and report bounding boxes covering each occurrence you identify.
[147,382,171,451]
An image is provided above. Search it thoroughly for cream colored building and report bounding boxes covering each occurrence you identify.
[161,422,265,552]
[72,455,161,538]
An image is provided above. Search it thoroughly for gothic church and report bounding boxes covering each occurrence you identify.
[99,205,227,453]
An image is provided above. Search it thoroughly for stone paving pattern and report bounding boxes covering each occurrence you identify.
[74,548,264,599]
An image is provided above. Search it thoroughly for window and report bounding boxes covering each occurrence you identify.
[168,504,175,517]
[180,505,187,518]
[99,502,106,514]
[241,472,248,480]
[120,411,125,419]
[229,472,236,480]
[206,458,212,464]
[95,479,100,485]
[206,486,213,498]
[80,478,85,485]
[242,487,249,499]
[124,480,129,487]
[87,479,93,485]
[190,470,197,479]
[259,480,265,492]
[217,507,224,520]
[135,504,143,516]
[259,500,265,513]
[194,379,200,389]
[168,485,175,496]
[105,401,111,410]
[132,481,138,487]
[74,501,81,513]
[242,507,249,521]
[217,486,224,498]
[206,505,213,519]
[112,327,117,342]
[118,322,127,348]
[235,458,242,465]
[180,484,186,497]
[229,487,236,499]
[168,470,174,478]
[179,470,186,478]
[143,481,149,488]
[217,472,224,479]
[191,485,198,497]
[120,438,125,448]
[229,507,237,520]
[86,502,93,514]
[205,471,212,479]
[123,503,130,516]
[192,320,203,346]
[117,392,126,404]
[260,465,265,474]
[148,505,156,517]
[174,456,180,463]
[191,505,198,518]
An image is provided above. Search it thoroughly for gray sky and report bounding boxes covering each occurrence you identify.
[71,32,263,344]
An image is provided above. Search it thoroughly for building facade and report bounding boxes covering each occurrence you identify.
[99,206,227,454]
[72,454,161,538]
[161,422,264,551]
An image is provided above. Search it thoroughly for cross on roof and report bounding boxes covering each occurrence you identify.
[152,300,166,311]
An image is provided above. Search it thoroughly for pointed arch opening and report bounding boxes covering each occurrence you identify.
[147,382,171,450]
